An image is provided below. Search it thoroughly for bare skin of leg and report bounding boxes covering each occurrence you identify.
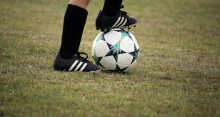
[69,0,90,9]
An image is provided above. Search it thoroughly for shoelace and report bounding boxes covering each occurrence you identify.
[120,5,128,15]
[76,52,91,63]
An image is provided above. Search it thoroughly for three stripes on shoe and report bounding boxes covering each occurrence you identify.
[111,16,127,28]
[69,60,87,71]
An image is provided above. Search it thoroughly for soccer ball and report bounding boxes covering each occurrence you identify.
[92,28,139,72]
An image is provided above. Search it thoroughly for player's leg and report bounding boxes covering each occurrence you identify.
[53,0,100,72]
[59,0,90,58]
[96,0,137,32]
[102,0,123,17]
[69,0,90,9]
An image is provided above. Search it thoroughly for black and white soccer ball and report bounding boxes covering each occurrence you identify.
[92,28,139,72]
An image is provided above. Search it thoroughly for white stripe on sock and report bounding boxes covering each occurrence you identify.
[69,60,78,71]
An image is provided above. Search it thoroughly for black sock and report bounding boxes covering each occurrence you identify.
[102,0,122,17]
[59,4,88,59]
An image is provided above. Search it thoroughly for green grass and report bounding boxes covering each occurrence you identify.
[0,0,220,116]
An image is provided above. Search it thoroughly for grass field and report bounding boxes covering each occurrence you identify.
[0,0,220,116]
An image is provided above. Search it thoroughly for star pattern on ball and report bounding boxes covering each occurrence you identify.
[105,41,126,62]
[93,51,104,68]
[121,29,133,39]
[129,44,139,64]
[129,44,139,59]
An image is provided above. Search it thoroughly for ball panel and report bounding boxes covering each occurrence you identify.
[92,32,105,57]
[117,53,133,66]
[120,37,135,52]
[100,56,117,70]
[123,60,137,72]
[117,64,129,70]
[129,32,139,49]
[94,41,110,57]
[93,32,104,44]
[104,31,121,46]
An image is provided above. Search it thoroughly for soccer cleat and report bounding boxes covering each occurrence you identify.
[96,5,137,32]
[54,52,100,72]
